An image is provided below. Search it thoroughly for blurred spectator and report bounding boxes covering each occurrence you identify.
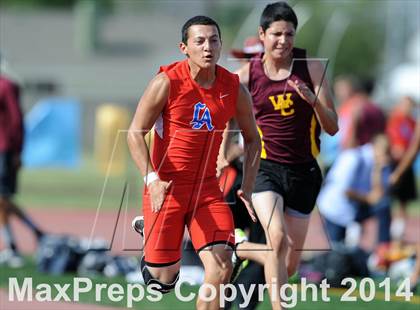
[389,112,420,186]
[338,76,386,150]
[320,75,383,172]
[387,96,418,240]
[318,135,392,257]
[230,36,264,62]
[333,74,361,106]
[388,113,420,292]
[0,54,45,267]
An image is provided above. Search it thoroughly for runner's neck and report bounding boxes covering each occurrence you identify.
[187,60,216,89]
[262,53,293,77]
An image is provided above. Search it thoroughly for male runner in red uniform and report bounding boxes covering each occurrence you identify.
[127,16,260,309]
[233,2,338,308]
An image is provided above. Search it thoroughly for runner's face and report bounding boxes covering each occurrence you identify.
[260,20,295,61]
[180,25,221,68]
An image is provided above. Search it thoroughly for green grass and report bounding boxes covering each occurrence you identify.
[1,258,418,310]
[15,155,142,210]
[1,257,197,309]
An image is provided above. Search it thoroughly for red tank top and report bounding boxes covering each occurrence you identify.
[249,48,321,164]
[152,59,239,184]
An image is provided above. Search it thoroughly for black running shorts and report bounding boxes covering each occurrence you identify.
[0,152,18,198]
[254,159,323,216]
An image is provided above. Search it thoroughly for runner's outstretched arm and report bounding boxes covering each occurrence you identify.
[235,83,261,222]
[127,73,172,212]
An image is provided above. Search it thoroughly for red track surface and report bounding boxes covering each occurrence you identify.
[2,208,418,254]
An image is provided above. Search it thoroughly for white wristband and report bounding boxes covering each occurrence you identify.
[143,172,159,187]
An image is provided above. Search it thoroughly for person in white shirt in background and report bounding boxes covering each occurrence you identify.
[317,134,393,265]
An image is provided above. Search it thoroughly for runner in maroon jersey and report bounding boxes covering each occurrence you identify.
[232,2,338,308]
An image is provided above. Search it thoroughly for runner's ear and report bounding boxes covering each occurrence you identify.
[179,42,189,58]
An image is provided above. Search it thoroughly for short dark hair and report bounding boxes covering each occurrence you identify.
[260,2,298,32]
[181,15,221,44]
[360,76,375,96]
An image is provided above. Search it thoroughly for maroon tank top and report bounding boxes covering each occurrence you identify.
[249,48,321,164]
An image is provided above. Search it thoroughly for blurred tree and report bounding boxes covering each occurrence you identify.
[0,0,75,7]
[205,1,254,48]
[0,0,113,10]
[294,0,386,79]
[221,0,387,79]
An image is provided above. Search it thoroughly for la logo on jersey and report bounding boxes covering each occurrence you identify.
[190,102,214,131]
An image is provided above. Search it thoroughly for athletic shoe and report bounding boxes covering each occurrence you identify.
[230,228,249,283]
[391,218,406,241]
[132,216,144,237]
[0,249,24,268]
[345,222,361,248]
